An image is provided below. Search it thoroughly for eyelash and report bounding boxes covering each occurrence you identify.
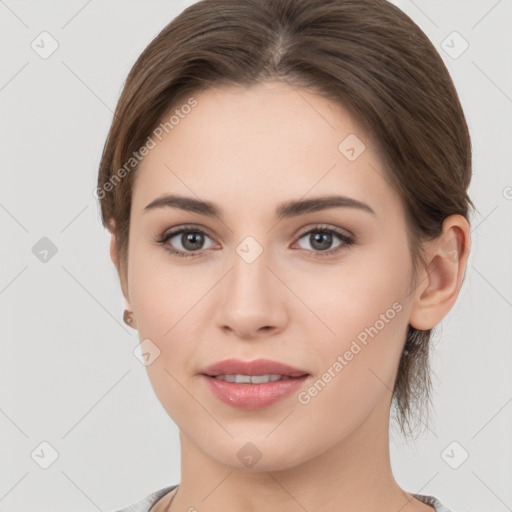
[156,224,355,259]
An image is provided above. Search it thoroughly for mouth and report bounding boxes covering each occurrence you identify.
[200,358,310,409]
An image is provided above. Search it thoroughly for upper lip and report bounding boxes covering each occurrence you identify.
[201,358,309,378]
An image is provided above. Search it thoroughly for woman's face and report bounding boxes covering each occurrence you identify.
[124,81,418,470]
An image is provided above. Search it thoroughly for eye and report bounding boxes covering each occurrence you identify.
[293,225,354,257]
[156,224,355,258]
[157,225,216,258]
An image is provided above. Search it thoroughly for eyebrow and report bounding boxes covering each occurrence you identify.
[143,193,376,219]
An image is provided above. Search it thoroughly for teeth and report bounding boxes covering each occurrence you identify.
[214,374,290,383]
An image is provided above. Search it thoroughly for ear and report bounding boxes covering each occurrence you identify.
[409,214,471,331]
[110,231,135,327]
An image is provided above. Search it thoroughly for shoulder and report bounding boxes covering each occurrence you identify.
[411,492,457,512]
[111,484,178,512]
[112,487,455,512]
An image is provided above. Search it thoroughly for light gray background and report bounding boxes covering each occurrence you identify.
[1,1,511,511]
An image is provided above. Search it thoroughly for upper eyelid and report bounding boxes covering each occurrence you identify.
[161,223,351,238]
[161,224,215,241]
[296,224,353,238]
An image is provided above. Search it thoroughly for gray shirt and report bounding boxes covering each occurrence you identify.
[113,485,456,512]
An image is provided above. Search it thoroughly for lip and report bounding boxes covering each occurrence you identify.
[202,374,309,409]
[200,358,310,410]
[200,358,309,378]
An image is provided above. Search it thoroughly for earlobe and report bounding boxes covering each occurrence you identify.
[123,309,137,328]
[409,215,471,331]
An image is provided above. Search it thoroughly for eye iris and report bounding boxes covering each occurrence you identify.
[182,232,204,251]
[311,231,332,251]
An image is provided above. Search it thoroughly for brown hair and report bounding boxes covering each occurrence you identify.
[97,0,474,438]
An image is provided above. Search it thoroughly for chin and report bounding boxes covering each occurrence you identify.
[200,436,310,473]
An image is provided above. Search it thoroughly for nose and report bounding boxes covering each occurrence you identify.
[213,246,288,340]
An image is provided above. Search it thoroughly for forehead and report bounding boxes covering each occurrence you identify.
[132,81,399,221]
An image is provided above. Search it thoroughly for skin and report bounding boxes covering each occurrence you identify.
[110,81,470,512]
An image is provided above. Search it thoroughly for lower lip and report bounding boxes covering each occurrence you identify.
[202,374,309,409]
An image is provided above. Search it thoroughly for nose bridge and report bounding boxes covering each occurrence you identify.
[214,231,286,337]
[229,233,273,305]
[226,218,271,284]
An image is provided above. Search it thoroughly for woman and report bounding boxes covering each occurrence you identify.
[97,0,473,510]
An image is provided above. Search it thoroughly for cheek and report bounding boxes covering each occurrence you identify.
[301,250,411,395]
[295,241,410,342]
[127,245,204,421]
[325,267,408,353]
[127,240,197,335]
[127,243,210,382]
